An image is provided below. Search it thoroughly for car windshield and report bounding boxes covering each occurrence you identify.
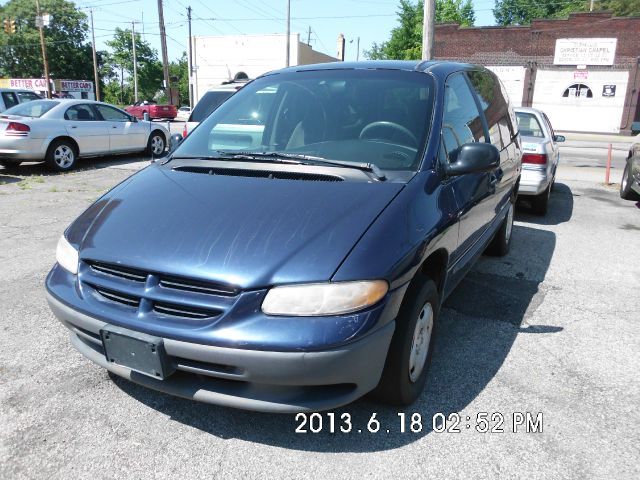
[3,100,59,118]
[177,69,435,171]
[189,90,236,122]
[516,112,545,138]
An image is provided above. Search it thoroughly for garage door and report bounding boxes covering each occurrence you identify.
[487,66,526,107]
[532,69,628,133]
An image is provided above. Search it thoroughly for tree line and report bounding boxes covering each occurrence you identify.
[0,0,188,106]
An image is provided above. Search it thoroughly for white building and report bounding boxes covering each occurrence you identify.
[191,33,338,104]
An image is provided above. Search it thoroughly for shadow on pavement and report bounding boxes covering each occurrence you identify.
[516,182,573,225]
[0,155,151,177]
[0,173,22,185]
[112,224,557,452]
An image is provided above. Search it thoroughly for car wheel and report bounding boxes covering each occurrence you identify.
[486,198,514,256]
[147,131,166,156]
[620,163,640,200]
[373,276,439,406]
[531,183,551,215]
[0,160,21,170]
[45,140,77,172]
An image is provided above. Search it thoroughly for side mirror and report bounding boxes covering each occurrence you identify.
[554,134,565,143]
[446,143,500,176]
[143,111,150,122]
[169,133,184,153]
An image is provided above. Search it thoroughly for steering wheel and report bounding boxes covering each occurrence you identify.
[359,121,418,147]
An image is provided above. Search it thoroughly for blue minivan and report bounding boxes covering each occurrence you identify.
[46,61,521,412]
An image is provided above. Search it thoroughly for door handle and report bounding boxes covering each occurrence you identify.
[112,125,118,129]
[70,125,77,129]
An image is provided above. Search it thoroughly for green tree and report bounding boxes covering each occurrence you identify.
[366,0,475,60]
[169,52,189,106]
[0,0,93,79]
[104,27,163,104]
[493,0,584,26]
[598,0,640,16]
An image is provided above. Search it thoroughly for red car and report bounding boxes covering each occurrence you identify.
[125,100,177,120]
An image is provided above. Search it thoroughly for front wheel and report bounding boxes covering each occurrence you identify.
[373,277,439,406]
[147,131,166,156]
[486,199,514,257]
[45,140,77,172]
[620,163,640,200]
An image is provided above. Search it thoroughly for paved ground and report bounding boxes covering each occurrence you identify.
[1,154,639,479]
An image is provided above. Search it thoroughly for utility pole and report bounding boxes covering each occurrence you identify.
[187,6,194,109]
[157,0,171,102]
[90,10,100,100]
[285,0,290,67]
[131,22,138,102]
[307,25,311,45]
[356,36,360,61]
[35,0,51,98]
[421,0,435,60]
[590,0,594,11]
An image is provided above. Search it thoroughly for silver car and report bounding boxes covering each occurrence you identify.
[514,107,564,215]
[0,99,169,172]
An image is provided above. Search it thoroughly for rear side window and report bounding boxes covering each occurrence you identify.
[441,72,485,162]
[515,112,545,138]
[64,104,97,121]
[1,92,18,109]
[467,70,510,149]
[190,90,235,122]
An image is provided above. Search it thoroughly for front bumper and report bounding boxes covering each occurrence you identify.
[46,291,395,412]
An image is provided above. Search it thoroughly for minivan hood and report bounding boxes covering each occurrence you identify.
[71,164,403,289]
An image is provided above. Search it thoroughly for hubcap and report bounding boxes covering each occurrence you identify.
[409,302,434,383]
[505,202,514,244]
[54,145,74,168]
[151,136,164,155]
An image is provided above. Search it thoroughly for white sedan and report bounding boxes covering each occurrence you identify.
[0,99,169,172]
[176,106,191,122]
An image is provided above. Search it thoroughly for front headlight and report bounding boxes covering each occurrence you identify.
[56,235,79,275]
[261,280,388,316]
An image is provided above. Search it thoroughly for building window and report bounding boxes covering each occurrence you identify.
[563,83,593,98]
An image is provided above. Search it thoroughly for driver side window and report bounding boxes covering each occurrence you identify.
[95,104,131,122]
[441,73,485,163]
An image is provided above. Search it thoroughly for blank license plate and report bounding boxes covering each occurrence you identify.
[100,325,174,379]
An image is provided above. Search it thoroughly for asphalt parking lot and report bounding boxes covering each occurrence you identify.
[1,151,639,479]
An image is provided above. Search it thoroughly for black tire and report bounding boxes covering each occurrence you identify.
[147,131,166,156]
[44,139,78,172]
[531,183,550,215]
[620,163,640,201]
[0,160,21,170]
[486,199,515,256]
[373,276,439,406]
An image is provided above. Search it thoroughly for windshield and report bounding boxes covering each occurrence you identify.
[515,112,545,138]
[177,69,435,171]
[3,100,59,118]
[189,90,236,122]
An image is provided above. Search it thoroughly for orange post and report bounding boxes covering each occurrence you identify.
[605,143,612,185]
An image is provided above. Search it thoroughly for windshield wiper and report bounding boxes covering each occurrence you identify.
[169,151,386,181]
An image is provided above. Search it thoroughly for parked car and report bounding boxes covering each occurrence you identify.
[183,78,250,137]
[620,141,640,200]
[514,107,564,215]
[176,106,191,122]
[0,99,169,171]
[0,88,43,112]
[45,61,522,412]
[125,100,177,121]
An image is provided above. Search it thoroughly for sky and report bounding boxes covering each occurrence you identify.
[70,0,498,62]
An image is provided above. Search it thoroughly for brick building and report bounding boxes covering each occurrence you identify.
[434,12,640,134]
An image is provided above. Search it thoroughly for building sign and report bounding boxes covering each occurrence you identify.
[602,85,616,97]
[0,78,50,89]
[573,71,589,80]
[56,80,94,92]
[554,38,617,66]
